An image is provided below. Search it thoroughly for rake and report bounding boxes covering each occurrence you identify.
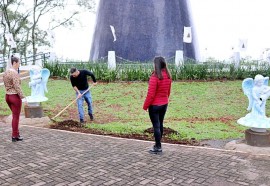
[51,85,93,122]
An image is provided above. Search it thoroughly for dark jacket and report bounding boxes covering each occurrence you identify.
[70,70,96,90]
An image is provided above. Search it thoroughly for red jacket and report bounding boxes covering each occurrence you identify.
[143,69,172,110]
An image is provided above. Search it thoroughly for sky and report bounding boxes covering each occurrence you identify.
[50,0,270,61]
[189,0,270,61]
[51,11,96,61]
[41,0,99,61]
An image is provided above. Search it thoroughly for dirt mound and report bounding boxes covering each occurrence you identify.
[50,120,82,129]
[144,127,178,136]
[144,127,199,145]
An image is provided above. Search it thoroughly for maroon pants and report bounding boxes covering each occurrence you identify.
[5,94,22,138]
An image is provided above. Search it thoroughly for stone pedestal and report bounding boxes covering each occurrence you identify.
[24,104,44,118]
[245,129,270,147]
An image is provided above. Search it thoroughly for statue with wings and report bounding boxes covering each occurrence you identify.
[27,68,50,103]
[237,74,270,129]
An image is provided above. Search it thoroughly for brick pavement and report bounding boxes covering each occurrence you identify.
[0,122,270,186]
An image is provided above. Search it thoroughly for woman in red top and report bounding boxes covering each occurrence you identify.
[143,56,172,154]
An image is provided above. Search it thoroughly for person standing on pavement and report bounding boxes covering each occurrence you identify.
[70,67,97,123]
[143,56,172,154]
[3,56,26,142]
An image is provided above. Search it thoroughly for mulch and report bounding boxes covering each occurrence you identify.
[49,119,200,146]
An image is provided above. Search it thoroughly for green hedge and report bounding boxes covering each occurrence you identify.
[43,60,270,82]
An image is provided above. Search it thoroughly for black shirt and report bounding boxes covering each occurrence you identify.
[70,70,97,90]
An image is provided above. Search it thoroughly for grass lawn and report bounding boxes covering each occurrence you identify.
[0,79,255,141]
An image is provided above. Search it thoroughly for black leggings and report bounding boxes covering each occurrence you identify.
[148,104,168,148]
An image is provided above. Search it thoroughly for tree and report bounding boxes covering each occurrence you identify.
[0,0,95,64]
[0,0,32,64]
[31,0,95,64]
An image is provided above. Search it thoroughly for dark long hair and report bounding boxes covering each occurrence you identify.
[153,56,171,79]
[11,55,19,65]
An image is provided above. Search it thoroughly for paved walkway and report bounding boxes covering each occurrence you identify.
[0,122,270,186]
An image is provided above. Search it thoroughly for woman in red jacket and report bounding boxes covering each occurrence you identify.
[143,56,172,154]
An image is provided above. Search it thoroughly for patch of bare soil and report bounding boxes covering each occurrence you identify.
[49,119,200,146]
[144,127,178,135]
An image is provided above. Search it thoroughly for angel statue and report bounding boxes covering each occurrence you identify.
[237,74,270,131]
[25,68,50,103]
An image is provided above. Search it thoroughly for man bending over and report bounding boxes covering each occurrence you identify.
[70,67,97,123]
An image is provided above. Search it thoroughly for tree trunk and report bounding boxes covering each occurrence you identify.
[32,0,37,65]
[32,28,36,65]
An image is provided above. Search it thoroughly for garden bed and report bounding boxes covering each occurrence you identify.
[50,119,200,146]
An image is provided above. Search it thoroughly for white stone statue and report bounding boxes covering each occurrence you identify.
[25,68,50,103]
[238,74,270,132]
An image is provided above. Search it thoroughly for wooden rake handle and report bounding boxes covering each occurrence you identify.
[51,85,93,120]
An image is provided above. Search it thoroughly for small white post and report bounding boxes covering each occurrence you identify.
[175,50,184,67]
[265,49,270,64]
[234,51,240,68]
[49,52,56,62]
[108,51,116,70]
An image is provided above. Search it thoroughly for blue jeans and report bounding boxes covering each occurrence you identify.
[76,89,93,121]
[148,104,168,148]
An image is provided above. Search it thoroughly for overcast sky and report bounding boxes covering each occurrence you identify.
[51,0,270,61]
[190,0,270,61]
